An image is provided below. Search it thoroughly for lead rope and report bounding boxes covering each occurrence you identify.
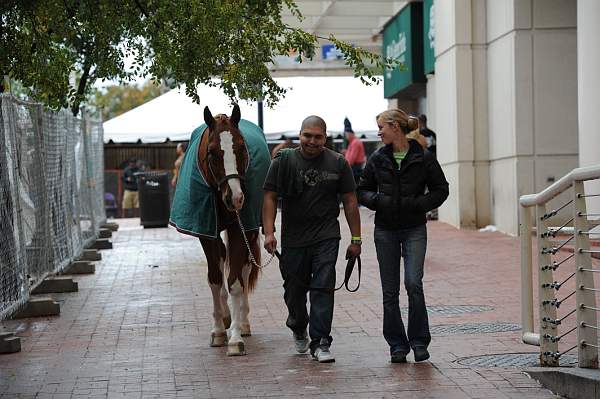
[235,210,276,269]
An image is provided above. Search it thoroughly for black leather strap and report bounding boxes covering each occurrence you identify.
[274,250,361,293]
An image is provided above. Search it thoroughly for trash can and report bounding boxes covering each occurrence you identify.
[136,172,170,228]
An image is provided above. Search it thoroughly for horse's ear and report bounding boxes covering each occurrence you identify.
[231,104,241,127]
[204,106,215,127]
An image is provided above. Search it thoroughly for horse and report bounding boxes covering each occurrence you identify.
[169,104,270,356]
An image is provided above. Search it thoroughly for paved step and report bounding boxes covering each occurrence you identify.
[529,368,600,399]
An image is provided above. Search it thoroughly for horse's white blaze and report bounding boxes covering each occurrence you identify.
[220,131,243,206]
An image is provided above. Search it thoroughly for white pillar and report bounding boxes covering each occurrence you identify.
[578,0,600,219]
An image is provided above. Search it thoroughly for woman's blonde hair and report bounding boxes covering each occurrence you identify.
[376,108,419,135]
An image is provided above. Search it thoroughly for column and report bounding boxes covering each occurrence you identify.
[578,0,600,219]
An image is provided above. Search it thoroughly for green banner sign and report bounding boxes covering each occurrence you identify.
[423,0,435,74]
[383,3,425,98]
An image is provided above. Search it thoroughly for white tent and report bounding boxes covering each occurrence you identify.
[103,76,388,143]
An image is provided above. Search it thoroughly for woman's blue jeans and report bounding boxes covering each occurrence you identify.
[374,224,430,354]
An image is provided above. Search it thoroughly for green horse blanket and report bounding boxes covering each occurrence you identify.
[169,119,270,239]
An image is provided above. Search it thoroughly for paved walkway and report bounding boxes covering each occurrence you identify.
[1,209,563,398]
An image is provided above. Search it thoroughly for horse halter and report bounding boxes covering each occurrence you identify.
[206,151,246,189]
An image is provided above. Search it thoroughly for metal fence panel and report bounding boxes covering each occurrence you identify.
[0,96,27,320]
[0,94,105,319]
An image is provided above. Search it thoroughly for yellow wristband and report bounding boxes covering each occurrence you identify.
[351,236,361,241]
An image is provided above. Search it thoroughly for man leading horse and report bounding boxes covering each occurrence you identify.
[262,115,362,363]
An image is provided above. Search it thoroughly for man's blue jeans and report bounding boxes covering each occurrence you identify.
[374,224,430,354]
[279,238,339,352]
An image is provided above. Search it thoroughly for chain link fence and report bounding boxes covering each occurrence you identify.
[0,94,105,320]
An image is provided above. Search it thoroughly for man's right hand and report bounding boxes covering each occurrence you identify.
[263,232,277,254]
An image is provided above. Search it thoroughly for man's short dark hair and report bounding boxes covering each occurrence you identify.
[418,114,427,124]
[300,115,327,134]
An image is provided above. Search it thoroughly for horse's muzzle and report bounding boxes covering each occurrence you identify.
[224,192,244,212]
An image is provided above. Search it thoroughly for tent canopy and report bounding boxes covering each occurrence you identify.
[103,76,388,143]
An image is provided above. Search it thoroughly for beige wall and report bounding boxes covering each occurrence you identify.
[433,0,578,235]
[578,0,600,224]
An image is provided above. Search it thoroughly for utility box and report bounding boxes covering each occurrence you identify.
[136,172,170,228]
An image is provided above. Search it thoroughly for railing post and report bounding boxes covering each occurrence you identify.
[520,205,536,343]
[537,203,559,366]
[574,180,598,368]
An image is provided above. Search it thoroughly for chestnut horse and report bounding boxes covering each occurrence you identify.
[169,104,270,356]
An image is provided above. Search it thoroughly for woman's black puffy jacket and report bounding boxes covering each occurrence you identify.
[357,140,449,229]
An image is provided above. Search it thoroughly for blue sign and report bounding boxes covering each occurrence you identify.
[321,44,343,61]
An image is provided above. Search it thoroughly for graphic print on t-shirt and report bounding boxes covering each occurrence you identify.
[300,169,339,186]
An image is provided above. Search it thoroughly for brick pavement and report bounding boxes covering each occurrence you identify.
[0,209,563,398]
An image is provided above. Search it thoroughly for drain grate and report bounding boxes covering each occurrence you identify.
[431,322,520,335]
[456,352,578,368]
[400,305,494,316]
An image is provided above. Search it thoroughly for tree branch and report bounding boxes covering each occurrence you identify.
[133,0,149,18]
[71,59,91,116]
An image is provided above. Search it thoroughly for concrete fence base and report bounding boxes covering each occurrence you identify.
[13,297,60,319]
[0,332,21,354]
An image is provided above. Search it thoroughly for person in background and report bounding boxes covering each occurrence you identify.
[357,108,448,364]
[172,142,188,187]
[122,158,140,217]
[406,122,428,149]
[262,115,361,363]
[271,137,295,159]
[418,114,437,157]
[342,117,366,184]
[418,114,439,220]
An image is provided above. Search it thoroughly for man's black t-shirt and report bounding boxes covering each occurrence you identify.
[264,148,356,248]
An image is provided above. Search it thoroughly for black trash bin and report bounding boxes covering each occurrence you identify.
[136,172,170,228]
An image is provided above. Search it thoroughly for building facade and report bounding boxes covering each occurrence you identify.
[383,0,599,235]
[278,0,599,236]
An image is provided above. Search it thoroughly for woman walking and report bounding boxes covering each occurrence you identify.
[357,109,448,363]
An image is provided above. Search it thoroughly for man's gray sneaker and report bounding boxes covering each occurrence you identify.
[293,331,309,354]
[312,346,335,363]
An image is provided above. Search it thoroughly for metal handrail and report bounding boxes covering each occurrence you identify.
[519,164,600,368]
[520,165,600,208]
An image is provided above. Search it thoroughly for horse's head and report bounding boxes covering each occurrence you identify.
[203,104,249,212]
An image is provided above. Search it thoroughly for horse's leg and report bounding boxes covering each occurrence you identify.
[218,231,232,329]
[240,262,252,337]
[226,275,246,356]
[200,237,228,347]
[239,230,260,337]
[224,228,247,356]
[220,280,231,330]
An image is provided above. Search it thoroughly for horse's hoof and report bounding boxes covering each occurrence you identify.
[226,341,246,356]
[210,333,227,347]
[223,315,232,330]
[241,326,251,337]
